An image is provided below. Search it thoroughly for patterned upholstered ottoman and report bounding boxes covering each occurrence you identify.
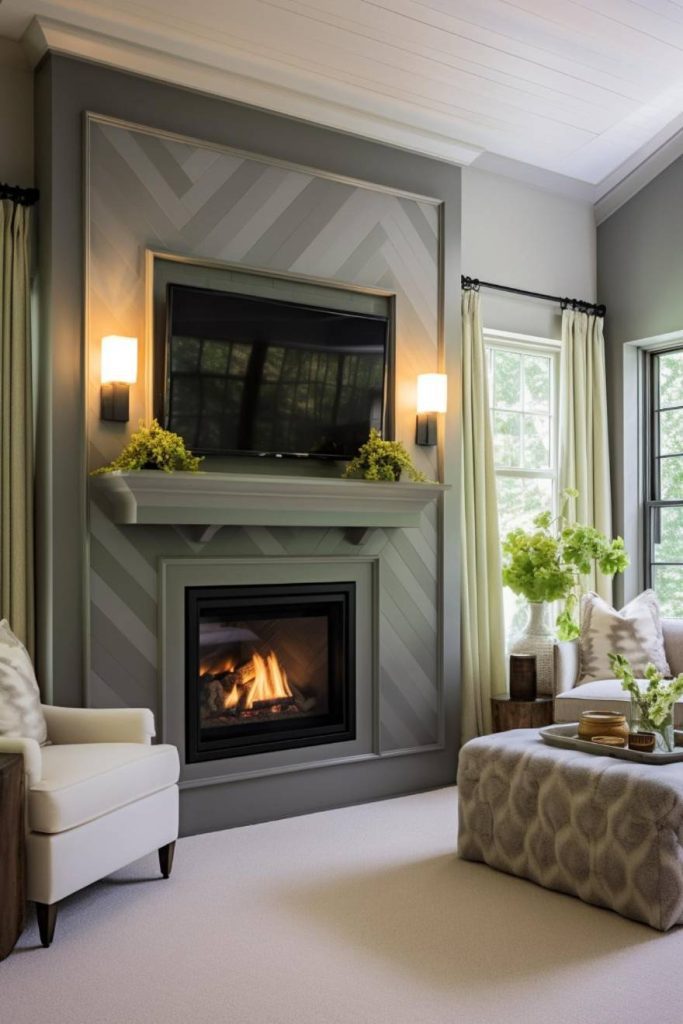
[457,729,683,930]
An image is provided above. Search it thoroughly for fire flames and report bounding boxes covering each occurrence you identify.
[201,650,293,712]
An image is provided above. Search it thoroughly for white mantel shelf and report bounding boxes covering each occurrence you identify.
[91,471,449,543]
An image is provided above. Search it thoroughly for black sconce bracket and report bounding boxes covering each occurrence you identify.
[416,412,437,446]
[101,382,130,422]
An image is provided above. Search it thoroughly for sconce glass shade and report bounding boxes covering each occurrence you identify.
[416,373,447,414]
[101,335,138,384]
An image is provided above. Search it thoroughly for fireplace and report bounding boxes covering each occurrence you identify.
[185,583,356,762]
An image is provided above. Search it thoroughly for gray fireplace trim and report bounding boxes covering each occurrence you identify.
[160,555,385,788]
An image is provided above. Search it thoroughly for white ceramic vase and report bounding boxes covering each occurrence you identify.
[509,602,555,695]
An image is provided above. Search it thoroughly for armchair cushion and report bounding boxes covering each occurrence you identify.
[42,705,155,745]
[29,742,179,834]
[0,619,47,744]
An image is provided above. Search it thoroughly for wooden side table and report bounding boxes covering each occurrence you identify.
[0,754,25,960]
[491,695,554,733]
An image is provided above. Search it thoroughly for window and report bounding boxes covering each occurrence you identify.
[646,347,683,617]
[485,332,560,636]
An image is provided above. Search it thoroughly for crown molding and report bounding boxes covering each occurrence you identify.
[467,152,596,205]
[23,16,483,168]
[24,14,683,224]
[594,124,683,224]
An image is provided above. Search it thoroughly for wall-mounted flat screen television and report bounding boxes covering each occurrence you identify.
[163,284,389,460]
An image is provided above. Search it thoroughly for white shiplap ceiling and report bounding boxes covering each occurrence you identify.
[4,0,683,204]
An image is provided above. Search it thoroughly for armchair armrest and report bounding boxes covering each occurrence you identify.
[0,736,42,786]
[554,641,579,696]
[42,706,156,745]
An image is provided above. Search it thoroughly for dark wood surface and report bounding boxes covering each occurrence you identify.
[35,903,58,948]
[0,754,25,960]
[491,695,554,732]
[158,841,176,880]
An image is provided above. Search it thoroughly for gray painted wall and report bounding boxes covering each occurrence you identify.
[35,54,461,832]
[462,167,597,340]
[597,154,683,587]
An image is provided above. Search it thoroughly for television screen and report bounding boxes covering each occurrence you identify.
[163,284,388,460]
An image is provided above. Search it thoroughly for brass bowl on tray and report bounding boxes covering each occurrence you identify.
[578,710,629,744]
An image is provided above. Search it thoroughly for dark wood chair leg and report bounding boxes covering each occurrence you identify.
[158,841,176,879]
[35,903,58,948]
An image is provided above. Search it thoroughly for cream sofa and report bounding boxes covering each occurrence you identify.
[0,705,179,947]
[554,617,683,727]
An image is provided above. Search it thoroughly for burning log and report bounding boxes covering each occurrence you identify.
[202,661,256,687]
[200,648,297,718]
[225,696,298,719]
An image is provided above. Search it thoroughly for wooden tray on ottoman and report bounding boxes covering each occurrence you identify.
[540,723,683,765]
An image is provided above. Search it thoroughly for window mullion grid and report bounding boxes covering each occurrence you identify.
[495,468,554,481]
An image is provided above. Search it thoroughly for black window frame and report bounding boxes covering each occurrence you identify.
[644,345,683,595]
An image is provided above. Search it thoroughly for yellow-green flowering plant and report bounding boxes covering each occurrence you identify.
[502,489,629,641]
[343,428,427,482]
[608,653,683,751]
[91,420,203,475]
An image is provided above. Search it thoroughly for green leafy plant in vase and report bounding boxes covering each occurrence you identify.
[343,428,427,482]
[608,653,683,752]
[91,420,203,475]
[502,488,629,691]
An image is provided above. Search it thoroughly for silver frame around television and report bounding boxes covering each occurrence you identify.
[147,250,396,462]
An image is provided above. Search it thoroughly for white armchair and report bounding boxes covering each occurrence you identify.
[0,705,179,948]
[554,617,683,726]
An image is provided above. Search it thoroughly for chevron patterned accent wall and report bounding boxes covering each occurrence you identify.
[86,115,443,757]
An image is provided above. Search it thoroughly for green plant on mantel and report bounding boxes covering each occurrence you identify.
[91,420,203,475]
[343,428,427,483]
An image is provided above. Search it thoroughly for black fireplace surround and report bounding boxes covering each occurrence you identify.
[185,582,356,762]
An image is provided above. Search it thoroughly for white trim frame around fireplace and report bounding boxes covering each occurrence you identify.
[159,556,380,790]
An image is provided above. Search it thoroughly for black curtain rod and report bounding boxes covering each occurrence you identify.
[0,183,39,207]
[461,275,605,318]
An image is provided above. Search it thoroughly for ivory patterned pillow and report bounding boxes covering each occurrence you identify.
[0,620,47,743]
[579,590,670,683]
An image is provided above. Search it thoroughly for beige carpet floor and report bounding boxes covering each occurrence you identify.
[3,786,681,1023]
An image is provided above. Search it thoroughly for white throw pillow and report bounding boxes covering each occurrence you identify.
[0,619,47,743]
[579,590,670,683]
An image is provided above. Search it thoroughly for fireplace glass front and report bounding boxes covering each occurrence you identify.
[185,583,356,762]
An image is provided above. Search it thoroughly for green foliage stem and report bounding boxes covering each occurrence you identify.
[91,420,203,475]
[608,653,683,746]
[343,428,427,482]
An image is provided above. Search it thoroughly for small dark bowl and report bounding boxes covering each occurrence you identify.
[628,732,656,753]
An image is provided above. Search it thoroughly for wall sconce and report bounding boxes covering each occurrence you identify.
[416,373,447,446]
[100,336,138,422]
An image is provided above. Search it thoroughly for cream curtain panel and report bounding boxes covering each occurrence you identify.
[0,199,34,655]
[559,308,612,601]
[460,289,506,741]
